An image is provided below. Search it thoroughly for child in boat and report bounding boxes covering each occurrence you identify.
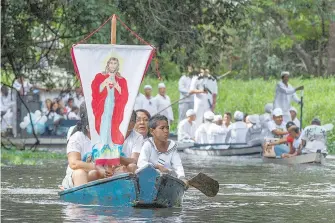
[137,114,185,179]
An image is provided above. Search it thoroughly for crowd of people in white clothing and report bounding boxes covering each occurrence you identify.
[175,69,330,159]
[0,77,84,137]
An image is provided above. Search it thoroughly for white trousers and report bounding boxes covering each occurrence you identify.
[194,100,210,128]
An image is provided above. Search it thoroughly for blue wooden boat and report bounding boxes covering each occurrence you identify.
[59,173,138,207]
[59,164,186,208]
[136,164,186,207]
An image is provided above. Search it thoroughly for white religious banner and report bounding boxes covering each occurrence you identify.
[72,44,154,166]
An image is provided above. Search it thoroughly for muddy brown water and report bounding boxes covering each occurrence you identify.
[2,154,335,222]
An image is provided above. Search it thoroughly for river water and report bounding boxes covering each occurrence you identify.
[2,153,335,223]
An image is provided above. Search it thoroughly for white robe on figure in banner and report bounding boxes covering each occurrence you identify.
[190,76,211,128]
[273,81,300,122]
[155,94,174,123]
[177,119,196,142]
[178,75,193,121]
[142,96,158,117]
[134,93,145,111]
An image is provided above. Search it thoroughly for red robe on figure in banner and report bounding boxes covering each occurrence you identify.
[91,73,128,145]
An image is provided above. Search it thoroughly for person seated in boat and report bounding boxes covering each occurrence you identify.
[195,111,215,144]
[260,103,273,137]
[289,106,300,129]
[225,111,248,143]
[299,118,329,154]
[267,108,288,139]
[135,109,151,139]
[137,114,185,179]
[264,121,296,158]
[245,115,263,146]
[281,124,303,158]
[61,102,111,189]
[208,115,228,144]
[245,115,253,128]
[120,110,144,173]
[223,112,232,129]
[177,109,196,142]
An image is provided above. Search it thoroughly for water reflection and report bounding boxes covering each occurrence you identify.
[62,204,184,222]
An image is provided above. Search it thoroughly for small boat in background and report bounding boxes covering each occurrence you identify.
[179,142,262,156]
[59,164,186,208]
[262,151,326,165]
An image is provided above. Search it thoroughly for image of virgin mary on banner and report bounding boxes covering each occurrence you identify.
[71,44,154,166]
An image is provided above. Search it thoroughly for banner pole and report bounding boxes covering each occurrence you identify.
[111,14,117,44]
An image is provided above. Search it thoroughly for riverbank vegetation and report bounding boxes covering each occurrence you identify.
[2,1,335,88]
[1,149,66,165]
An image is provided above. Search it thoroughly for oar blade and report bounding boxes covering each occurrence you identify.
[188,173,219,197]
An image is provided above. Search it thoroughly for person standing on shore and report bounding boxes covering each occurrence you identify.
[204,68,218,112]
[142,85,158,117]
[273,71,303,122]
[155,83,174,125]
[178,65,194,121]
[189,68,209,128]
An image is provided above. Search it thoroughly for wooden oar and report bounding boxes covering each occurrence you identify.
[187,173,219,197]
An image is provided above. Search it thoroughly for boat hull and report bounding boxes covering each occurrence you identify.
[184,145,262,156]
[59,165,186,208]
[135,164,186,208]
[262,153,326,165]
[59,173,138,207]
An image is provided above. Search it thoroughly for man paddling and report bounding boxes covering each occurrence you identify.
[273,71,304,122]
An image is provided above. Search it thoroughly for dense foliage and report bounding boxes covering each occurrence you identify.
[2,0,335,86]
